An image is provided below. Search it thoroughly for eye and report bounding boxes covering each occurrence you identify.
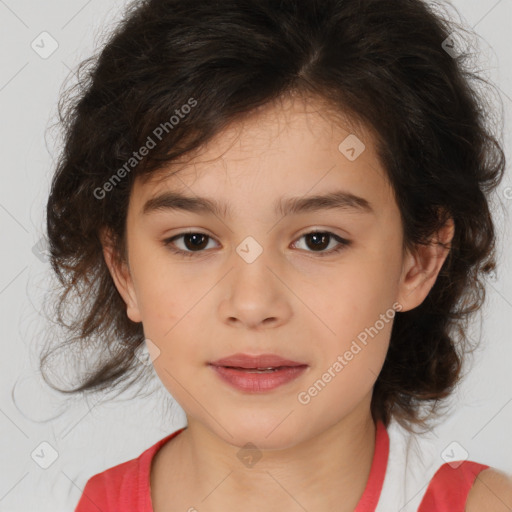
[292,231,351,256]
[162,230,351,258]
[163,231,219,257]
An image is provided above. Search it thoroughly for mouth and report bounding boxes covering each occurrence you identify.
[209,353,307,369]
[208,353,309,392]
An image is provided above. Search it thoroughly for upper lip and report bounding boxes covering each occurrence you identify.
[209,353,307,369]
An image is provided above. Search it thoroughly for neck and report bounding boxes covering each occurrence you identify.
[161,399,378,512]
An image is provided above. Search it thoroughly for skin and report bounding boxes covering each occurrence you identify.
[101,93,456,512]
[465,468,512,511]
[466,468,512,512]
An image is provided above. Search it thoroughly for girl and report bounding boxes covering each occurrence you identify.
[42,0,512,510]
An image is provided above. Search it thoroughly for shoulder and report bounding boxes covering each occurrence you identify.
[74,459,138,511]
[465,467,512,512]
[74,432,181,512]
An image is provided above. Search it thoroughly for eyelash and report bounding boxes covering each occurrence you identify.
[162,230,351,258]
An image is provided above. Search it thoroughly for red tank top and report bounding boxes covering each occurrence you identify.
[74,421,488,511]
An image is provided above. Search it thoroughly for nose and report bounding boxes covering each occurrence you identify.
[217,245,293,330]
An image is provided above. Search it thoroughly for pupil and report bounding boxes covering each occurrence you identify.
[307,233,329,251]
[185,233,208,251]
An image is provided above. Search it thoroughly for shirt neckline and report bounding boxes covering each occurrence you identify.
[354,420,389,511]
[142,419,389,512]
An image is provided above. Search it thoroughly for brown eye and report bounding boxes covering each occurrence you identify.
[304,232,330,251]
[163,232,218,257]
[181,233,210,251]
[292,231,351,256]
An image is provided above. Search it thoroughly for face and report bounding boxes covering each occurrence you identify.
[103,94,451,449]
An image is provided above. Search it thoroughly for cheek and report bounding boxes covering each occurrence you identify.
[309,259,398,341]
[130,244,200,327]
[297,285,394,417]
[132,256,216,359]
[300,251,399,387]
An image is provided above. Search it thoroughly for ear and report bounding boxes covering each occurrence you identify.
[397,215,455,312]
[99,227,142,323]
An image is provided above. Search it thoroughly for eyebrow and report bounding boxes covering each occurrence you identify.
[141,189,375,218]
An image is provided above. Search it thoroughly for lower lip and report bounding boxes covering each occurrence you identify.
[210,365,308,392]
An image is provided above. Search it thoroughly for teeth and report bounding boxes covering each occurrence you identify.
[245,367,279,373]
[221,365,291,373]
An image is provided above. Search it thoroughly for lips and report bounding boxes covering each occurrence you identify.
[209,353,307,370]
[209,353,309,392]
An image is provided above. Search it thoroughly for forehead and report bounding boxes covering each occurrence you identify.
[130,94,392,216]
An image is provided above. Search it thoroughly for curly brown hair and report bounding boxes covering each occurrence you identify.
[42,0,506,432]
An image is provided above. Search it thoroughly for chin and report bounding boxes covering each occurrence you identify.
[210,413,305,451]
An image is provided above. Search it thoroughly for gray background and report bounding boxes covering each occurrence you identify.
[0,0,511,510]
